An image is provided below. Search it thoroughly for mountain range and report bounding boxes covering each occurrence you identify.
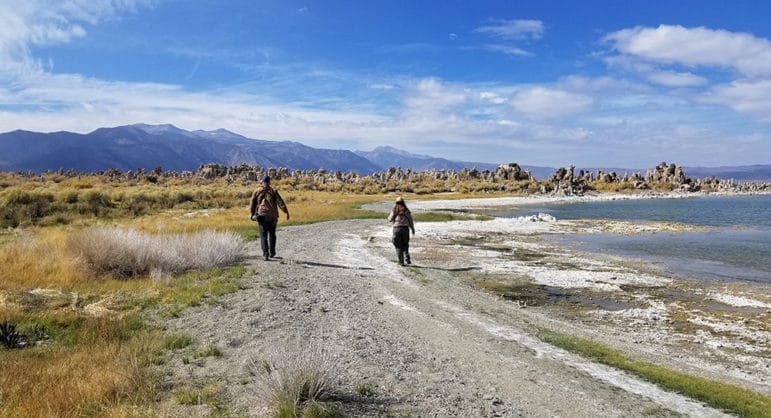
[1,124,770,181]
[0,124,379,174]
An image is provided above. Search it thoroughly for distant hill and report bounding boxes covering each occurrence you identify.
[354,145,556,177]
[683,165,771,182]
[0,124,380,174]
[576,165,771,182]
[355,146,498,171]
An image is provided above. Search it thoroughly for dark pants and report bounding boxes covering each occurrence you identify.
[392,226,411,265]
[258,216,278,257]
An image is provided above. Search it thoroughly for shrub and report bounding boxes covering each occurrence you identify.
[252,339,338,417]
[78,190,113,217]
[0,190,55,227]
[0,321,23,349]
[69,227,246,279]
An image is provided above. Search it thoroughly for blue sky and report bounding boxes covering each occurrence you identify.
[1,0,771,167]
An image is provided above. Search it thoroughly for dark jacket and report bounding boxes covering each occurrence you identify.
[250,186,288,218]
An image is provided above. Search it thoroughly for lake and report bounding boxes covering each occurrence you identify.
[492,195,771,283]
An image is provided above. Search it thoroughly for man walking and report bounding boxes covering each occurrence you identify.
[250,176,290,260]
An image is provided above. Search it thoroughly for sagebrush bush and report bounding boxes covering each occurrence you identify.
[69,227,246,279]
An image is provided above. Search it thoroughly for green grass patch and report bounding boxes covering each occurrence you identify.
[300,402,341,418]
[8,311,146,348]
[173,384,224,410]
[355,383,375,397]
[174,389,203,405]
[163,333,193,350]
[192,344,222,359]
[274,401,341,418]
[164,265,248,308]
[539,331,771,417]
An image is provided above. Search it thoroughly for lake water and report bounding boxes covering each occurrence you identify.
[492,195,771,283]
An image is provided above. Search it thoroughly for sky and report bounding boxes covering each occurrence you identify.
[1,0,771,168]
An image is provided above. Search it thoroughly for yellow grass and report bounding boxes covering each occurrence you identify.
[0,229,86,291]
[121,190,390,234]
[0,334,160,417]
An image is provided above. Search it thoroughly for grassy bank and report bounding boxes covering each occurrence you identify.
[539,331,771,418]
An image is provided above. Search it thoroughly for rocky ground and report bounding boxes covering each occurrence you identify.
[157,201,770,417]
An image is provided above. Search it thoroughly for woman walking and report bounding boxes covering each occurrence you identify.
[388,196,415,266]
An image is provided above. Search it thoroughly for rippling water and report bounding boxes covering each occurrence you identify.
[494,195,771,283]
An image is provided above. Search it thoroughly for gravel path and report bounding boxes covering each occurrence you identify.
[162,220,729,417]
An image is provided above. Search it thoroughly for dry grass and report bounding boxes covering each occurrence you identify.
[69,226,246,279]
[0,229,86,291]
[124,190,389,233]
[0,223,247,416]
[252,339,338,417]
[0,324,161,417]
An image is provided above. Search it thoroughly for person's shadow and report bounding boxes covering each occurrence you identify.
[295,260,375,271]
[408,265,481,272]
[288,259,478,273]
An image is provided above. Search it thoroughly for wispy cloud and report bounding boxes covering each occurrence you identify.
[645,70,708,87]
[475,19,544,40]
[0,0,154,76]
[483,44,532,56]
[474,18,544,57]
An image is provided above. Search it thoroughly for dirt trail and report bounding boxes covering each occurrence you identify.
[163,220,729,417]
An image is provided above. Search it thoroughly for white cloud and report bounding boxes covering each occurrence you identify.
[402,78,468,117]
[604,25,771,122]
[604,24,771,77]
[483,44,532,56]
[701,79,771,123]
[476,19,544,40]
[480,91,506,104]
[510,87,594,119]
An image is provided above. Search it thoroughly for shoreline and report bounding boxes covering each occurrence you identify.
[367,189,771,213]
[366,195,771,394]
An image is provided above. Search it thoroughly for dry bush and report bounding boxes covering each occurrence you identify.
[252,339,338,416]
[69,227,246,279]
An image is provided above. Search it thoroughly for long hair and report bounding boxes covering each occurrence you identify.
[392,200,409,216]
